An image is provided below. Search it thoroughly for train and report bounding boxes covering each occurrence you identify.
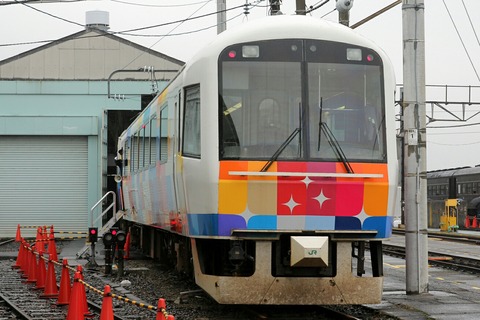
[427,166,480,229]
[115,15,399,305]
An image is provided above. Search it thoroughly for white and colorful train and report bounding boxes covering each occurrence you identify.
[116,15,399,305]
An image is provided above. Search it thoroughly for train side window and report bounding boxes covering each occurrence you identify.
[150,115,158,165]
[145,121,151,167]
[129,137,134,174]
[160,106,168,163]
[439,185,445,195]
[183,85,201,158]
[467,183,473,194]
[133,132,140,172]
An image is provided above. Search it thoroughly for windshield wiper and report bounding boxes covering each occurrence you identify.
[319,123,354,173]
[317,97,354,174]
[260,128,301,172]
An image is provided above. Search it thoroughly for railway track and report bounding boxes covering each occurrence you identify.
[244,305,368,320]
[0,259,69,319]
[0,257,135,320]
[387,229,480,274]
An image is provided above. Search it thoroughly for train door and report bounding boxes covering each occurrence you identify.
[173,90,187,219]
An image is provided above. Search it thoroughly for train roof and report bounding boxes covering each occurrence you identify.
[427,166,480,179]
[188,14,392,68]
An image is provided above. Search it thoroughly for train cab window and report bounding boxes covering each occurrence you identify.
[183,85,201,158]
[218,39,386,163]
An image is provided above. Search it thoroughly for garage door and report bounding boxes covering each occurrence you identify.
[0,136,88,238]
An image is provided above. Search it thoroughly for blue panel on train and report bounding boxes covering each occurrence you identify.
[187,214,218,236]
[335,217,361,230]
[304,216,336,230]
[363,216,393,238]
[218,215,247,236]
[247,215,277,230]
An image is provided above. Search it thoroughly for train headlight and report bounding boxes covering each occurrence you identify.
[242,45,259,58]
[346,48,362,61]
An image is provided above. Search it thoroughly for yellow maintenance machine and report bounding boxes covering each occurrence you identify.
[440,198,458,232]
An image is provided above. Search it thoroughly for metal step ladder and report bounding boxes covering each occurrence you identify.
[76,191,125,259]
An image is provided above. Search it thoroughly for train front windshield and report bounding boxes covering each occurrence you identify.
[219,39,386,163]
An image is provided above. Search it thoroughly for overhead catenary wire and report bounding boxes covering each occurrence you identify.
[461,0,480,47]
[442,0,480,83]
[13,0,84,27]
[119,0,214,69]
[110,0,211,8]
[0,0,83,5]
[0,1,258,48]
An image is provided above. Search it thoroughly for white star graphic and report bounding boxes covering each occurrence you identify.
[283,195,300,214]
[302,176,313,188]
[313,188,330,209]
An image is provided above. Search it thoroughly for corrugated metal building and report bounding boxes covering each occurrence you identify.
[0,11,184,237]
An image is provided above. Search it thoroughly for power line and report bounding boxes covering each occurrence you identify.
[110,0,211,8]
[442,0,480,83]
[120,0,214,69]
[0,0,83,6]
[0,2,257,48]
[115,3,245,34]
[461,0,480,47]
[118,11,246,38]
[13,0,84,27]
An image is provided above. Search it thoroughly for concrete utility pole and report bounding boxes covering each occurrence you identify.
[402,0,428,294]
[217,0,226,34]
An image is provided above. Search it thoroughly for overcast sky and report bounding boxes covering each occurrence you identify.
[1,0,480,171]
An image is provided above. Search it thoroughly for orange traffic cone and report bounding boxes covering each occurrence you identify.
[473,217,478,228]
[41,260,59,298]
[35,249,47,290]
[35,226,42,247]
[21,247,32,279]
[47,226,58,262]
[156,298,175,320]
[57,259,71,305]
[66,272,86,320]
[76,265,93,317]
[100,285,114,320]
[19,241,30,275]
[465,216,471,228]
[25,248,38,284]
[123,232,131,259]
[12,239,25,269]
[39,225,47,253]
[15,224,21,242]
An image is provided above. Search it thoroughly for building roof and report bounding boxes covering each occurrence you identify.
[0,28,184,80]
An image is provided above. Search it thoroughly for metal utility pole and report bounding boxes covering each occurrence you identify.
[217,0,226,34]
[402,0,428,294]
